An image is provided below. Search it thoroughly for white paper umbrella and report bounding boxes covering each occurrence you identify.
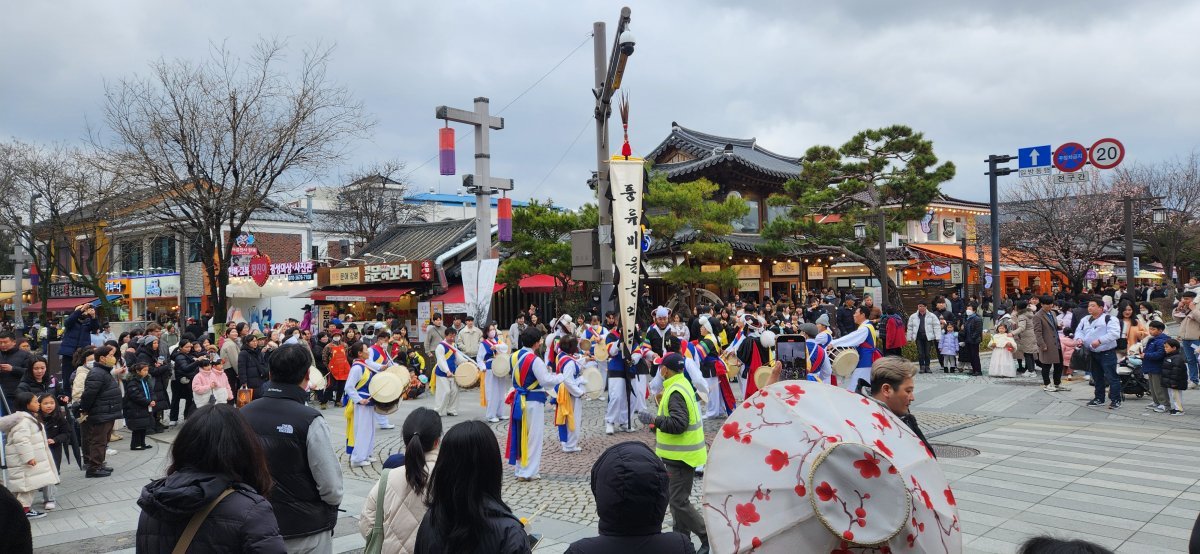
[702,380,961,553]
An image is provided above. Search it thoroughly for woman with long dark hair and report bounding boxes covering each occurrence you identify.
[359,407,443,553]
[135,403,284,552]
[415,420,530,554]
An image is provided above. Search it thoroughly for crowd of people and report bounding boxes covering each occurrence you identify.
[2,282,1198,552]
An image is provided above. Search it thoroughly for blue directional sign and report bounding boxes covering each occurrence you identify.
[1018,145,1051,169]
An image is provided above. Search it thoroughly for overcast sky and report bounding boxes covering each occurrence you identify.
[3,1,1198,209]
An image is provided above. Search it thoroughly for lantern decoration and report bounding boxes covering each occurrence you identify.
[439,125,455,175]
[618,91,632,158]
[498,196,513,242]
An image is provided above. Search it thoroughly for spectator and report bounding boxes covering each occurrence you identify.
[565,441,696,554]
[960,304,984,376]
[238,333,269,400]
[184,317,205,341]
[60,303,100,387]
[1076,298,1122,409]
[835,297,856,337]
[2,391,60,519]
[424,313,446,354]
[1016,536,1113,554]
[121,362,156,451]
[0,330,36,414]
[1162,338,1188,416]
[455,316,483,360]
[415,420,531,554]
[17,357,66,404]
[1172,291,1200,389]
[0,483,33,553]
[507,314,526,347]
[863,356,935,456]
[1141,321,1170,413]
[135,404,285,552]
[79,345,122,478]
[906,302,942,373]
[359,407,443,554]
[240,343,342,553]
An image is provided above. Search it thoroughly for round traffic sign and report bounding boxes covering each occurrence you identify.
[1089,138,1125,170]
[1053,142,1088,172]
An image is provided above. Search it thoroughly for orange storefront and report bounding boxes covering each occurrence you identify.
[905,244,1066,297]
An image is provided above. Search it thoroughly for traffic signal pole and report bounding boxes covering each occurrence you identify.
[986,154,1016,312]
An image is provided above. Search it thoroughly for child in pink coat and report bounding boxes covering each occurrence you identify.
[191,359,233,406]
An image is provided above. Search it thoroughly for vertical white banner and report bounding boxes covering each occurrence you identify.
[609,158,645,359]
[461,260,480,308]
[475,258,499,325]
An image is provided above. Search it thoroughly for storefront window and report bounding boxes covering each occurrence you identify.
[121,241,143,272]
[151,236,176,269]
[729,192,760,233]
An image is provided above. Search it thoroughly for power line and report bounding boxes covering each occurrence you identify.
[405,33,594,179]
[528,117,593,198]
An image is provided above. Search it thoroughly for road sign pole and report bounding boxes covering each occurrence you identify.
[986,154,1016,312]
[1124,196,1134,287]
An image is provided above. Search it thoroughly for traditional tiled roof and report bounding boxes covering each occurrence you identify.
[648,123,803,180]
[647,230,836,258]
[357,219,478,261]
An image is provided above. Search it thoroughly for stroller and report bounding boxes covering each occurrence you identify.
[1117,356,1149,399]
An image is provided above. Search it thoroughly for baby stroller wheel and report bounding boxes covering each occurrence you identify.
[1136,392,1144,398]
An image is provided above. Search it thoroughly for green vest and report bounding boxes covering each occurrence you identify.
[655,373,707,467]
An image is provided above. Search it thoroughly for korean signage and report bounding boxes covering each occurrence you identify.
[733,264,761,279]
[49,283,93,298]
[105,279,131,295]
[806,266,825,280]
[771,261,800,277]
[317,261,434,287]
[231,233,259,256]
[229,260,315,281]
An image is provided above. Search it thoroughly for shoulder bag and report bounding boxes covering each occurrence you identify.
[172,488,234,554]
[362,468,391,554]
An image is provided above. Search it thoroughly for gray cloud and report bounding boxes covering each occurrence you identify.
[2,0,1197,209]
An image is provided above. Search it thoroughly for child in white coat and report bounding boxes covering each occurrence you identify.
[3,391,60,519]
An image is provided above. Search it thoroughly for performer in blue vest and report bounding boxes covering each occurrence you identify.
[434,327,466,417]
[553,336,587,453]
[506,327,565,481]
[827,306,881,390]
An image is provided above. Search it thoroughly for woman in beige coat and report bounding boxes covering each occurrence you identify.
[1012,300,1040,376]
[359,407,442,554]
[3,391,61,518]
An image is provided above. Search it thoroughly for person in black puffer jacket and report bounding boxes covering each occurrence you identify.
[79,345,122,477]
[238,335,268,400]
[122,363,156,450]
[169,340,199,425]
[566,441,695,554]
[415,420,530,554]
[136,403,284,553]
[1161,339,1189,415]
[135,336,171,431]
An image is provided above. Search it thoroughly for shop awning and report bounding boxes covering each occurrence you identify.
[518,274,568,293]
[24,295,121,312]
[430,283,505,304]
[310,287,415,303]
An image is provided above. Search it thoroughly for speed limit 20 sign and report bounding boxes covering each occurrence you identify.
[1089,138,1125,170]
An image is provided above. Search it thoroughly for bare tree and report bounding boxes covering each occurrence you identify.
[1001,169,1125,294]
[0,141,126,322]
[318,161,421,249]
[1115,153,1200,287]
[98,39,373,327]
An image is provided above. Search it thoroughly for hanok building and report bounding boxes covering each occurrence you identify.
[645,123,840,304]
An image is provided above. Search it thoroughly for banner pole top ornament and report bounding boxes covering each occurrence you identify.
[619,91,632,159]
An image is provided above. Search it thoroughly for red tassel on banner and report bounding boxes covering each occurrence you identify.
[498,197,512,242]
[439,127,455,175]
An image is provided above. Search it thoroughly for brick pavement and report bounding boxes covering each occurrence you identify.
[31,362,1200,553]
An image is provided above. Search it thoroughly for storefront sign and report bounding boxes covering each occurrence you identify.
[105,279,131,295]
[49,283,93,298]
[231,233,258,256]
[738,279,760,292]
[927,263,952,276]
[317,304,335,330]
[417,302,431,343]
[806,266,825,280]
[329,266,362,286]
[229,260,315,279]
[249,254,272,287]
[772,261,800,276]
[144,276,181,298]
[700,264,722,273]
[325,295,367,302]
[364,263,411,283]
[733,264,761,279]
[318,260,434,287]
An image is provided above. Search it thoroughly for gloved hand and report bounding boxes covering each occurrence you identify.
[636,411,656,425]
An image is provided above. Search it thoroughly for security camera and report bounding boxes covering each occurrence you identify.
[619,28,635,56]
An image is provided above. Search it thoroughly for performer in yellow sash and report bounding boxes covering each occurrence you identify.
[506,327,565,481]
[433,327,466,417]
[554,336,587,453]
[342,342,376,467]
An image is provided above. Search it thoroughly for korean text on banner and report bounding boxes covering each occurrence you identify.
[609,157,645,361]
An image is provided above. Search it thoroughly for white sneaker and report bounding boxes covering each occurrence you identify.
[500,415,510,421]
[448,412,458,416]
[489,417,500,423]
[352,461,372,468]
[605,423,614,435]
[168,420,178,427]
[1154,405,1168,413]
[378,424,396,430]
[1044,385,1057,392]
[1056,384,1071,391]
[106,448,117,456]
[43,501,56,511]
[367,456,379,463]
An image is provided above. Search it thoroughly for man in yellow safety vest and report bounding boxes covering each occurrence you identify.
[637,352,709,554]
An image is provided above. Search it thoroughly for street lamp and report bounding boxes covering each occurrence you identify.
[853,222,866,240]
[1152,206,1167,225]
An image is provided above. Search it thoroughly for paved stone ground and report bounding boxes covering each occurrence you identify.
[29,346,1200,554]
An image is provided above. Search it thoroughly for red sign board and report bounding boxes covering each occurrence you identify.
[249,254,272,287]
[419,260,433,281]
